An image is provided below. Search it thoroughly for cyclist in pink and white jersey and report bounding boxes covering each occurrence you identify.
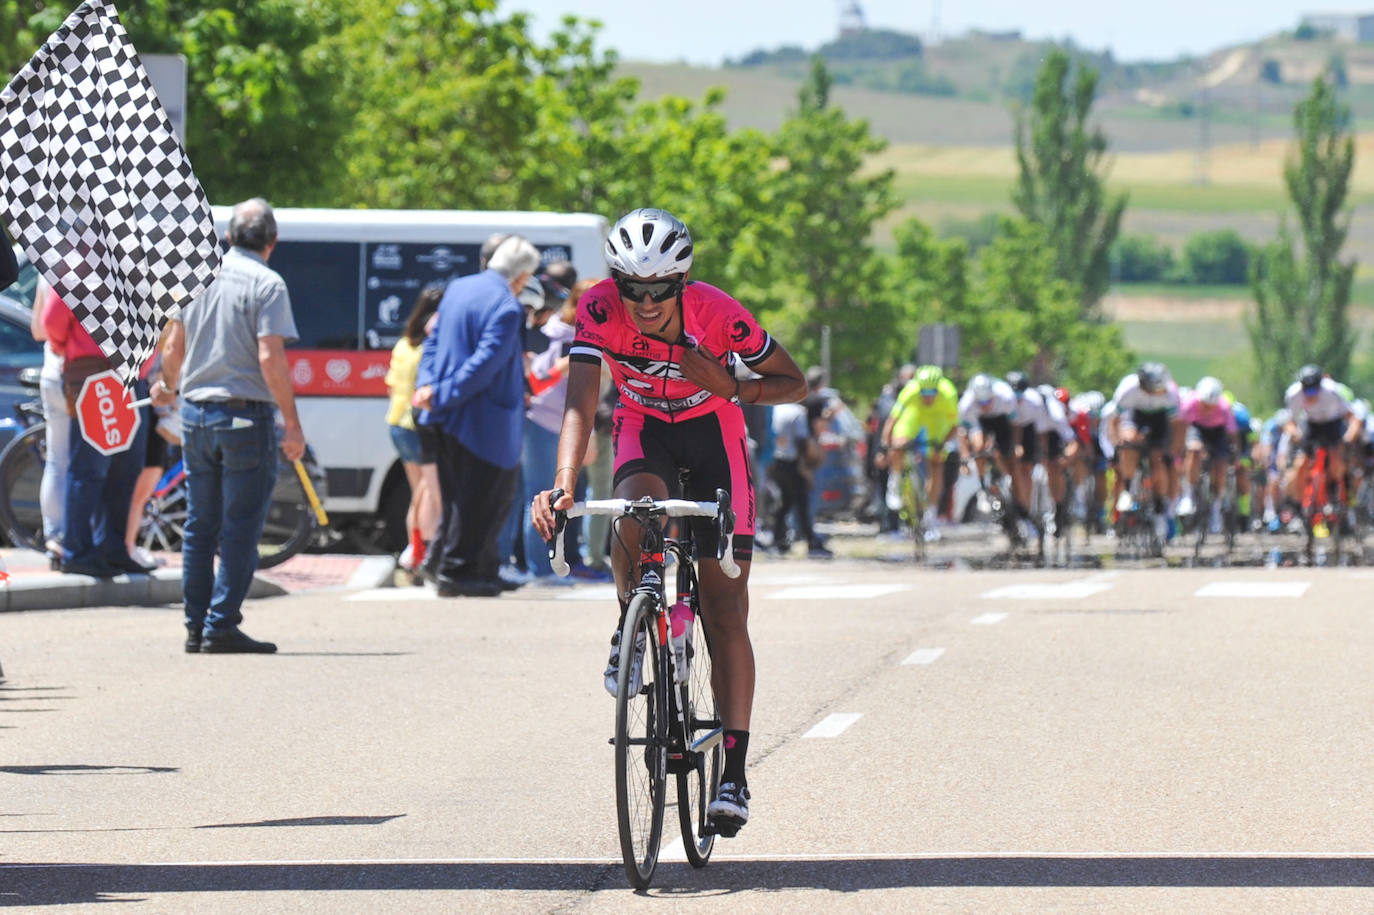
[1176,376,1238,523]
[532,208,806,834]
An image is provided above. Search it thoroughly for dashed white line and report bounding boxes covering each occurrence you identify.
[980,582,1113,600]
[802,713,863,738]
[971,612,1008,625]
[902,648,946,666]
[1194,581,1311,599]
[768,584,911,601]
[345,587,437,602]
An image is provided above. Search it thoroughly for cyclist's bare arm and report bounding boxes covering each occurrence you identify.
[533,360,601,535]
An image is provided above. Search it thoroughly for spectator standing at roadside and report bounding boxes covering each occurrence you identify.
[768,393,826,558]
[155,197,304,654]
[124,338,175,568]
[386,283,444,578]
[29,278,67,558]
[518,273,581,585]
[413,235,539,597]
[43,289,156,578]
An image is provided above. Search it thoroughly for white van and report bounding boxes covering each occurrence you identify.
[209,207,609,550]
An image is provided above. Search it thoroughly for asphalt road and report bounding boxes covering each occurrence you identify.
[4,559,1374,910]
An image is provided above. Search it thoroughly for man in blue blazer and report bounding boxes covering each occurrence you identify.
[414,235,541,597]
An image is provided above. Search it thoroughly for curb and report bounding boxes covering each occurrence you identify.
[0,568,285,613]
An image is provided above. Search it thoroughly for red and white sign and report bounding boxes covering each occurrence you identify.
[289,350,391,397]
[76,370,142,456]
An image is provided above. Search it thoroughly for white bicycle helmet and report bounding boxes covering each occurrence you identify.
[1196,376,1224,405]
[604,208,694,278]
[970,374,995,401]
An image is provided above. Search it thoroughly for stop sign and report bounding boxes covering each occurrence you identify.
[76,370,142,456]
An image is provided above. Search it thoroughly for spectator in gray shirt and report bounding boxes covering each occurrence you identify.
[155,197,305,654]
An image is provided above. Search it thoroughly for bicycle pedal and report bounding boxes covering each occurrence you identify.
[704,816,742,838]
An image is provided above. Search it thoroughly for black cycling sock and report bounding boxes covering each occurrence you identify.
[723,730,749,786]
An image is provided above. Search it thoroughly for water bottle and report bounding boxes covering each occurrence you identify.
[669,600,694,684]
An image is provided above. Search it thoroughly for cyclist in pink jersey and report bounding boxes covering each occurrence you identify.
[1176,376,1238,522]
[532,208,806,834]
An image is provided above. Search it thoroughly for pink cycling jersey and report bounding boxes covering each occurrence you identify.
[1179,392,1237,433]
[569,279,776,422]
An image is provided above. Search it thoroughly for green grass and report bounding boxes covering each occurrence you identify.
[1113,282,1250,300]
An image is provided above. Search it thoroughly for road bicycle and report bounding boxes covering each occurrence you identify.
[0,414,328,570]
[896,438,932,561]
[549,484,739,890]
[1114,444,1165,560]
[1301,443,1345,566]
[966,450,1026,557]
[1191,451,1239,563]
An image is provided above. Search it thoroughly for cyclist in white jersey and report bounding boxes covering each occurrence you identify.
[1109,362,1181,531]
[958,374,1021,508]
[1283,364,1360,504]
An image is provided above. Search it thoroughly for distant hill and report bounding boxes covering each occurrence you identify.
[621,27,1374,152]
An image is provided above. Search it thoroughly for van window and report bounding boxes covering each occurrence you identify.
[363,242,480,350]
[269,241,363,350]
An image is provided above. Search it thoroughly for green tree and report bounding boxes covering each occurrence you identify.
[121,0,349,205]
[1012,49,1127,317]
[1247,70,1357,404]
[765,57,898,395]
[1180,229,1250,285]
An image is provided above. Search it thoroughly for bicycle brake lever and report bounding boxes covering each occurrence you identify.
[715,488,740,579]
[548,488,570,576]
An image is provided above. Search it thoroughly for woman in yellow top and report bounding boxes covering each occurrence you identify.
[386,284,444,574]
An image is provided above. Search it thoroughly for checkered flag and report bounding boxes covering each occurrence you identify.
[0,0,220,386]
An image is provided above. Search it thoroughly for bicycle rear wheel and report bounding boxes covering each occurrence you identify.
[256,456,320,569]
[0,423,47,551]
[677,600,722,868]
[616,592,667,889]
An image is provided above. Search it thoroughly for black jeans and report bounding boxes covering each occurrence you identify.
[769,457,815,548]
[434,432,518,583]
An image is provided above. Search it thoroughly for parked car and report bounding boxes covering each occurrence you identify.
[0,246,47,447]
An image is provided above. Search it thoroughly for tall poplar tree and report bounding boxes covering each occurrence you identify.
[1012,49,1126,318]
[1247,70,1357,405]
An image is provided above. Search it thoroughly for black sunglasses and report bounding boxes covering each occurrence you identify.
[614,275,682,303]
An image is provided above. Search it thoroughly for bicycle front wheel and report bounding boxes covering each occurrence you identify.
[0,423,47,551]
[677,601,722,868]
[616,592,667,889]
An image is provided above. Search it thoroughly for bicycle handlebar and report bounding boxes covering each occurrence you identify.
[548,489,741,580]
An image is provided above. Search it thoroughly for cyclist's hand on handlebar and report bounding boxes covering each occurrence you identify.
[281,422,306,462]
[531,488,572,541]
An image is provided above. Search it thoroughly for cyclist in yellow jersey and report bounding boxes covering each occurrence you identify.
[882,365,960,535]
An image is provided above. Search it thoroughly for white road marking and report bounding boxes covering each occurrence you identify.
[1194,581,1311,599]
[745,573,834,585]
[658,837,686,862]
[768,584,911,601]
[980,582,1114,600]
[802,713,863,739]
[902,648,946,666]
[971,612,1008,625]
[345,588,437,602]
[552,585,621,601]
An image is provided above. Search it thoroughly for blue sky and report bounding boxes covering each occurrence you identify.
[515,0,1323,65]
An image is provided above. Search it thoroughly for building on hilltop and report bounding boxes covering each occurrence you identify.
[1301,11,1374,41]
[838,1,866,38]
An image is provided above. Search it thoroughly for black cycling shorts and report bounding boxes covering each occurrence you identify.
[977,415,1014,460]
[1123,408,1172,452]
[611,408,754,562]
[1187,424,1233,460]
[1302,418,1345,457]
